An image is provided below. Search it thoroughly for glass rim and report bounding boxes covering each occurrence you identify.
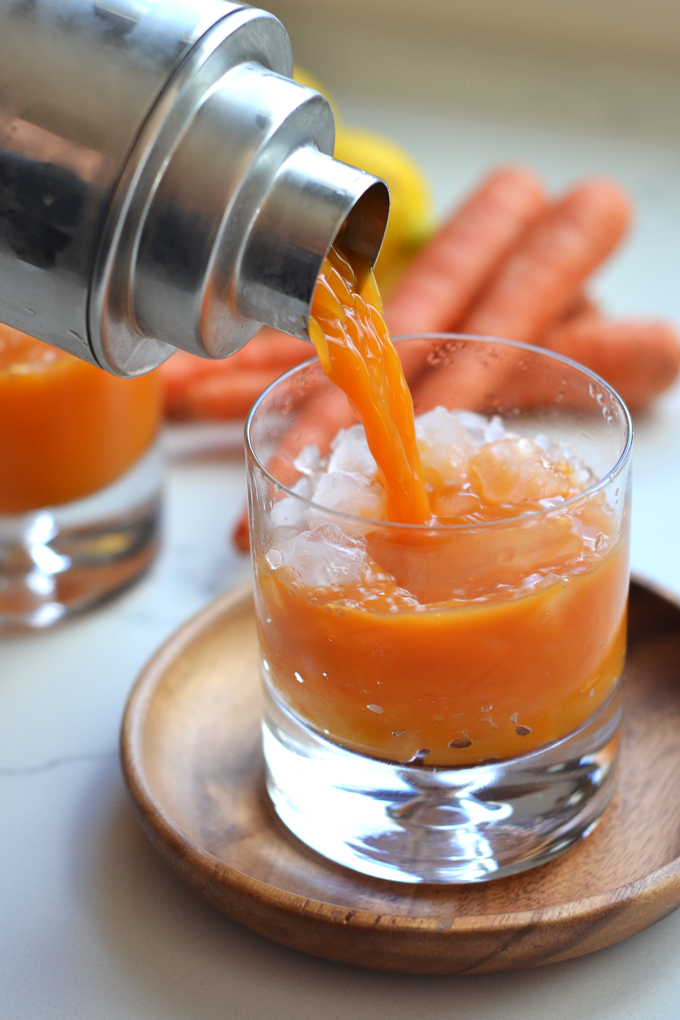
[245,333,633,533]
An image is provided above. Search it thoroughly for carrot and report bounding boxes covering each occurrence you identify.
[221,328,311,370]
[233,511,251,554]
[413,180,631,412]
[160,328,312,419]
[543,317,680,410]
[461,179,632,343]
[159,350,217,416]
[557,293,600,325]
[172,368,287,421]
[384,166,547,336]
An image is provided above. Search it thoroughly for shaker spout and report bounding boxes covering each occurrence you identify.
[236,146,390,342]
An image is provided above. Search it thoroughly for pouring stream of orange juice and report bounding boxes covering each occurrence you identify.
[308,245,431,524]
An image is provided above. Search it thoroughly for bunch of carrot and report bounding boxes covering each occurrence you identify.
[157,166,680,552]
[160,330,312,422]
[384,167,680,411]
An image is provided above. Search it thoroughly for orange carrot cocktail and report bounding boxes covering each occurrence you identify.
[0,325,160,514]
[0,323,162,632]
[247,253,631,884]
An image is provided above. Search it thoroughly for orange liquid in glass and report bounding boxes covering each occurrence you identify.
[0,323,161,514]
[256,247,628,766]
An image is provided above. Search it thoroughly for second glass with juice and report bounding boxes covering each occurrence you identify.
[0,323,162,631]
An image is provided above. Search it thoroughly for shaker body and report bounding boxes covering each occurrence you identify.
[0,0,389,376]
[0,0,245,366]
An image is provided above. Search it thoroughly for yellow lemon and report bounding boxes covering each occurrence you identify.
[293,65,341,123]
[293,67,433,294]
[334,127,433,294]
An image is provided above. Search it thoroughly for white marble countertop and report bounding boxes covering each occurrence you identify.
[2,17,680,1019]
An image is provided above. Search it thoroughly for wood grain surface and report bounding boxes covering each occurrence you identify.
[121,578,680,974]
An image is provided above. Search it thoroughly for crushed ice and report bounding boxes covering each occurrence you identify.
[305,470,386,533]
[265,408,597,594]
[276,523,368,588]
[415,407,477,486]
[328,424,377,475]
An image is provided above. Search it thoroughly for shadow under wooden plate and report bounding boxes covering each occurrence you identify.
[121,577,680,974]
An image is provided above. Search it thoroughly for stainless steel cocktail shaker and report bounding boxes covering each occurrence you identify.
[0,0,389,376]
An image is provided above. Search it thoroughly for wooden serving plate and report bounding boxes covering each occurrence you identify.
[121,577,680,974]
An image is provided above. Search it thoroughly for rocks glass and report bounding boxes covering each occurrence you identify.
[246,335,632,883]
[0,326,161,633]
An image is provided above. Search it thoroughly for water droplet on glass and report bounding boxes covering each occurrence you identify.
[367,704,383,714]
[265,548,284,570]
[510,712,519,724]
[294,671,304,684]
[392,730,406,737]
[515,725,531,737]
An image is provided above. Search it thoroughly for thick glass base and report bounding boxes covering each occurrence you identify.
[263,679,622,884]
[0,443,161,634]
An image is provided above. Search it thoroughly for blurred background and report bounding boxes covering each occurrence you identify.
[266,0,680,322]
[269,0,680,59]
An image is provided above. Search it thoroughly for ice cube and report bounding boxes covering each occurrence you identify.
[483,415,508,443]
[470,436,571,504]
[270,497,306,529]
[306,471,386,533]
[293,444,322,476]
[269,476,313,529]
[545,440,596,493]
[281,523,368,588]
[292,476,314,499]
[451,409,490,445]
[328,424,377,474]
[430,488,485,521]
[265,548,284,569]
[415,406,476,486]
[452,409,488,429]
